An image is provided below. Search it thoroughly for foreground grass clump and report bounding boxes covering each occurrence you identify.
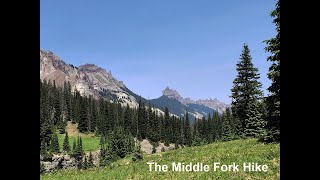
[41,138,280,180]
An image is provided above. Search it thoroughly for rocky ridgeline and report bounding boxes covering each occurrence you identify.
[40,49,138,108]
[162,87,230,114]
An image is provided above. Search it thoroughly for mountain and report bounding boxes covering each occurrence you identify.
[40,49,230,119]
[150,87,231,120]
[40,49,139,108]
[150,95,216,120]
[161,87,230,114]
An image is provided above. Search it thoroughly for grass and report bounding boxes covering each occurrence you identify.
[57,133,100,152]
[56,122,101,152]
[41,138,280,180]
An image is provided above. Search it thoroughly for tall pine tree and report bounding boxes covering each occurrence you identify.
[184,112,192,146]
[260,0,280,143]
[50,133,60,153]
[63,131,70,152]
[230,44,264,138]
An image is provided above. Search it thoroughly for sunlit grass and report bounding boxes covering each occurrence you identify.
[41,138,280,180]
[57,133,100,152]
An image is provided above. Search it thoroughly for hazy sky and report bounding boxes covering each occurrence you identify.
[40,0,276,103]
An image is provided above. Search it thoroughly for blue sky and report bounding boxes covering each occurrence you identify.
[40,0,276,103]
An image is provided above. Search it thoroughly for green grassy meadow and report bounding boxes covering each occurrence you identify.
[57,133,100,152]
[41,138,280,180]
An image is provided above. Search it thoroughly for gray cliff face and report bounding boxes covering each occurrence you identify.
[162,87,230,114]
[40,49,138,108]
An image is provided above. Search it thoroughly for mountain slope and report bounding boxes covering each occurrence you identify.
[162,87,230,114]
[150,95,215,120]
[40,49,139,108]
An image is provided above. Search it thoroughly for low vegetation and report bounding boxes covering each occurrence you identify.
[41,139,280,180]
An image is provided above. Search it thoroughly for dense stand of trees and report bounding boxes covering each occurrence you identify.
[40,79,240,157]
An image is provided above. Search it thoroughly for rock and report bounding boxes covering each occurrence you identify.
[64,154,70,161]
[61,157,77,170]
[42,161,56,172]
[162,87,184,102]
[40,151,101,172]
[156,142,176,153]
[140,139,153,154]
[52,154,63,161]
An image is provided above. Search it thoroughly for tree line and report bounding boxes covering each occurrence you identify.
[40,78,240,153]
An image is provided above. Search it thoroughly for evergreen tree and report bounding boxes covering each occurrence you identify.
[63,132,70,152]
[97,99,107,135]
[63,81,72,122]
[53,90,62,125]
[132,110,139,138]
[73,136,84,169]
[91,99,98,133]
[207,113,214,143]
[212,110,220,141]
[147,102,155,142]
[164,107,171,143]
[104,143,116,165]
[159,114,165,142]
[108,127,134,158]
[192,120,203,147]
[78,98,88,133]
[179,117,185,145]
[78,136,84,154]
[152,110,160,142]
[230,43,264,138]
[117,102,124,128]
[221,110,233,141]
[260,0,280,143]
[245,101,266,137]
[184,112,192,146]
[72,138,77,153]
[137,98,144,139]
[50,133,60,153]
[40,105,53,148]
[57,119,67,134]
[124,104,132,132]
[132,141,143,162]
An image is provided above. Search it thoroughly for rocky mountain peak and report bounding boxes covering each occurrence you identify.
[40,49,62,62]
[40,49,138,108]
[162,87,183,101]
[79,64,110,74]
[161,86,230,114]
